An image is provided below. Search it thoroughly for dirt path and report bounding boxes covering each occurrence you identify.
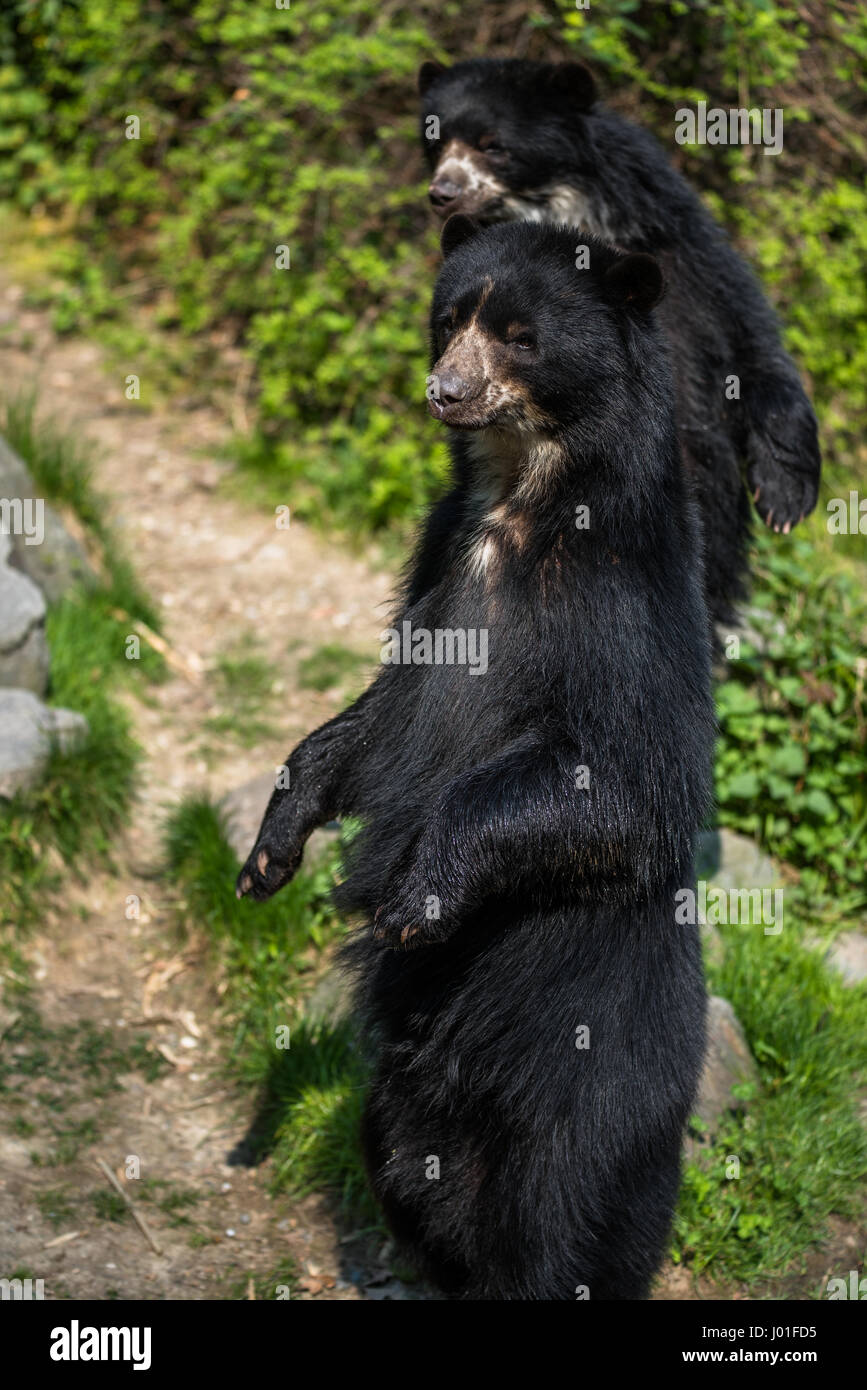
[0,274,403,1299]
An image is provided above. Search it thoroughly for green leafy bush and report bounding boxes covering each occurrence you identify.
[1,2,864,533]
[715,531,867,906]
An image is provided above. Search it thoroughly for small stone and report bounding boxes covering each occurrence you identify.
[693,995,759,1132]
[219,772,340,865]
[0,689,89,798]
[825,932,867,987]
[696,828,778,892]
[0,561,49,694]
[0,435,95,603]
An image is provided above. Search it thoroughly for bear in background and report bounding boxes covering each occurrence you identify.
[419,57,822,632]
[238,219,715,1299]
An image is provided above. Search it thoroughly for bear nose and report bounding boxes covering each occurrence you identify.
[436,372,470,405]
[428,178,462,209]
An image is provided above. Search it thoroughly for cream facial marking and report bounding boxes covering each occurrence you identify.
[429,312,515,427]
[500,182,623,243]
[431,140,508,205]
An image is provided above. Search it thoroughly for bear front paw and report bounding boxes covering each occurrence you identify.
[749,464,818,533]
[746,420,820,534]
[236,838,303,902]
[371,879,453,950]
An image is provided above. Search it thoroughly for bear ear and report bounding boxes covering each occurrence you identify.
[604,253,665,313]
[546,62,597,110]
[441,213,481,258]
[419,61,448,96]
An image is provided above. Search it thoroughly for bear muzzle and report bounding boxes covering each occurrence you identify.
[426,368,487,426]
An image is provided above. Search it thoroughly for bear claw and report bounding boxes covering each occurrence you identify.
[235,839,302,902]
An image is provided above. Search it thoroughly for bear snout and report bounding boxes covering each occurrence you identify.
[435,371,471,404]
[428,178,463,211]
[426,367,486,425]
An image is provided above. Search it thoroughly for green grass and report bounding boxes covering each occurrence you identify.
[296,643,370,695]
[1,394,160,627]
[90,1190,129,1223]
[164,796,376,1219]
[36,1189,75,1229]
[226,1257,300,1302]
[136,1184,202,1228]
[205,637,280,748]
[0,395,164,927]
[0,993,171,1174]
[675,894,866,1285]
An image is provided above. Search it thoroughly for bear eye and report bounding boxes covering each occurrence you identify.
[506,329,536,351]
[478,133,505,154]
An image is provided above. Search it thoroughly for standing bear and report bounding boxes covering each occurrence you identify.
[419,58,822,631]
[238,219,716,1299]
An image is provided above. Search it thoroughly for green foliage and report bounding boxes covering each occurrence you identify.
[722,181,867,515]
[164,796,375,1217]
[674,901,866,1284]
[715,531,867,906]
[36,1189,75,1228]
[91,1190,129,1223]
[0,0,452,533]
[266,1017,374,1218]
[2,3,863,535]
[560,0,813,101]
[206,637,280,747]
[296,643,370,694]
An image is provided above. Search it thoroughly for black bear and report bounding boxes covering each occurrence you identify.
[237,219,716,1299]
[418,57,822,631]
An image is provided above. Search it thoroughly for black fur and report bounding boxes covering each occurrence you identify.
[237,223,716,1299]
[419,57,822,629]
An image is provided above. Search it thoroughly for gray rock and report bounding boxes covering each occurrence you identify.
[219,770,340,866]
[0,434,94,603]
[0,556,49,694]
[824,932,867,988]
[693,995,759,1131]
[0,689,89,798]
[714,605,785,663]
[694,829,781,968]
[219,770,279,861]
[696,827,779,892]
[305,964,353,1025]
